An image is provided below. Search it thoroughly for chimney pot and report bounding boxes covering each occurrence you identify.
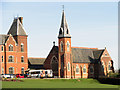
[18,17,23,24]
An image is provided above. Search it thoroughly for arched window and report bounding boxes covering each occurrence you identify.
[68,62,70,71]
[21,67,24,74]
[60,41,63,52]
[21,56,24,62]
[83,65,86,74]
[67,41,70,52]
[51,56,58,72]
[101,61,104,72]
[9,44,13,51]
[8,56,14,62]
[2,56,3,62]
[76,64,79,74]
[1,46,3,51]
[108,61,111,70]
[21,43,24,52]
[9,67,14,74]
[89,65,94,74]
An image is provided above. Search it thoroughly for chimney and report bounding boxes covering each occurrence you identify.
[18,17,23,24]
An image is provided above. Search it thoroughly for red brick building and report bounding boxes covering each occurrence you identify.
[0,17,28,74]
[44,10,114,78]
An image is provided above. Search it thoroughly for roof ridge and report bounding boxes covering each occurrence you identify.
[28,57,46,59]
[72,47,98,49]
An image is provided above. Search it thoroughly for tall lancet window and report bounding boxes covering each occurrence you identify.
[60,41,63,52]
[83,65,87,74]
[67,41,70,52]
[108,61,111,70]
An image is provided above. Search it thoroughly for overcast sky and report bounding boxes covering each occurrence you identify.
[1,2,118,69]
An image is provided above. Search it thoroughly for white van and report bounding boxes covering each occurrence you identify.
[28,69,53,78]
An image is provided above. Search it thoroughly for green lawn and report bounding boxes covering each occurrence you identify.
[2,78,119,88]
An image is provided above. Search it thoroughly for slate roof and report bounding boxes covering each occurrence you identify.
[7,17,27,36]
[51,46,104,63]
[28,58,46,65]
[0,34,9,45]
[93,50,104,60]
[71,47,104,63]
[58,10,71,38]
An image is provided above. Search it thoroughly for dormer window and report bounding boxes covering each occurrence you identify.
[9,44,13,51]
[66,29,69,34]
[21,43,24,52]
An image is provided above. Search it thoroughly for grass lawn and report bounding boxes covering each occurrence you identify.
[2,78,119,88]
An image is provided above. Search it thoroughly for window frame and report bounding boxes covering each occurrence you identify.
[76,64,79,74]
[101,61,104,72]
[1,46,3,51]
[60,41,63,52]
[9,67,14,74]
[2,56,4,62]
[8,55,14,62]
[67,41,70,52]
[68,62,70,71]
[21,67,24,74]
[83,65,87,74]
[9,44,13,51]
[89,65,94,74]
[108,61,111,71]
[21,56,24,63]
[21,43,24,52]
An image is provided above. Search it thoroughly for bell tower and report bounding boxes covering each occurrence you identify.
[58,10,72,78]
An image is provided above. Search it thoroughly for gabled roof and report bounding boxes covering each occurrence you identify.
[0,34,9,45]
[58,11,71,38]
[93,50,104,60]
[71,47,105,63]
[28,58,46,65]
[7,17,27,36]
[48,46,104,63]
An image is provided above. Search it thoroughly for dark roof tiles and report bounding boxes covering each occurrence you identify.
[28,58,46,65]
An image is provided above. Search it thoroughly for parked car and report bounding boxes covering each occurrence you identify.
[16,74,24,78]
[2,74,15,78]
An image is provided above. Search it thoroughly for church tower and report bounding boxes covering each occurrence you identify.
[58,10,72,78]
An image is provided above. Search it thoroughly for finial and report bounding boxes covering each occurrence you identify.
[53,41,55,46]
[17,14,19,18]
[62,5,64,11]
[105,45,106,49]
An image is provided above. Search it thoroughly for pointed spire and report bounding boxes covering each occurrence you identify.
[58,10,71,38]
